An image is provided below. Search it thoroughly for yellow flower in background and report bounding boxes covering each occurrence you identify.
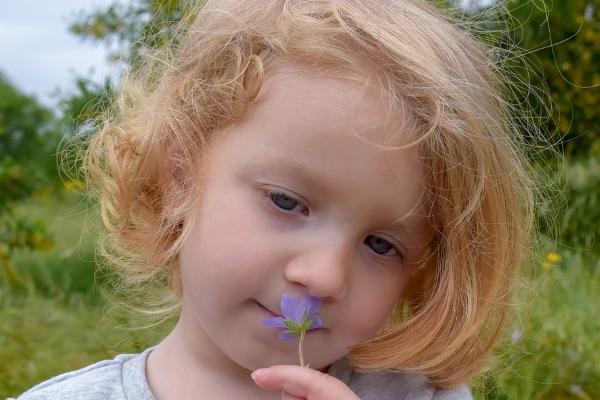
[542,251,561,271]
[546,252,562,264]
[63,179,85,192]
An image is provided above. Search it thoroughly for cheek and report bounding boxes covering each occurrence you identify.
[342,278,405,341]
[181,190,249,266]
[352,300,395,339]
[178,194,275,292]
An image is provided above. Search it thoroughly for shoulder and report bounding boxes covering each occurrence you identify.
[350,370,473,400]
[327,358,473,400]
[8,348,154,400]
[432,384,473,400]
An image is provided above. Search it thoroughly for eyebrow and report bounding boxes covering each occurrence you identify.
[240,155,332,193]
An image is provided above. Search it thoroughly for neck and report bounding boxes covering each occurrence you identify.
[146,317,280,400]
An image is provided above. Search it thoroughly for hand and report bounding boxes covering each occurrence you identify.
[251,365,361,400]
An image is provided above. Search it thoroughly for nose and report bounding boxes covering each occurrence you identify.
[283,235,351,301]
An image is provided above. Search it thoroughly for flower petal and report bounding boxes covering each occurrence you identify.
[261,316,287,328]
[300,295,323,318]
[292,306,304,324]
[280,293,299,320]
[308,315,322,330]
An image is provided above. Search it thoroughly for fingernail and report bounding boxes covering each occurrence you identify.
[251,368,265,381]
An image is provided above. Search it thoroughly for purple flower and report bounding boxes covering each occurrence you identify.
[262,293,323,340]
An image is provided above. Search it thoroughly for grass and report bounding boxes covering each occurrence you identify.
[0,189,172,398]
[1,189,598,399]
[471,250,600,399]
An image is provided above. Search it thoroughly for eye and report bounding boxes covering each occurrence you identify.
[261,188,309,216]
[364,235,403,260]
[261,188,403,260]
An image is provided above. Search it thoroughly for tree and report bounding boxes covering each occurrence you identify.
[495,0,599,155]
[0,72,56,286]
[60,0,193,133]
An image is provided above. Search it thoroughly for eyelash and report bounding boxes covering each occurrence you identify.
[260,188,404,260]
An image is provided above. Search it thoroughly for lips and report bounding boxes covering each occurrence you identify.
[256,301,283,317]
[256,300,326,332]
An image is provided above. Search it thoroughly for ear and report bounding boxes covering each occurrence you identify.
[164,142,187,191]
[159,142,191,234]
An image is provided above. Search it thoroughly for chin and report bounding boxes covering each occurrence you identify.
[236,349,301,370]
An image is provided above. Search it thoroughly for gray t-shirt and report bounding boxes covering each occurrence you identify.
[9,347,473,399]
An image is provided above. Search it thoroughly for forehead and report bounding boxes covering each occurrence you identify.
[210,62,429,228]
[257,62,406,143]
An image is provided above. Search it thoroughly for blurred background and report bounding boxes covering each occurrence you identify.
[0,0,598,399]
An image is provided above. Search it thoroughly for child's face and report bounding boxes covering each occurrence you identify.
[178,62,433,373]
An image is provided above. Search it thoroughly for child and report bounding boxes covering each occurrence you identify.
[12,0,535,399]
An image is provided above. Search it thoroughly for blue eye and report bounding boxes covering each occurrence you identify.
[262,189,309,215]
[261,188,403,260]
[364,235,402,259]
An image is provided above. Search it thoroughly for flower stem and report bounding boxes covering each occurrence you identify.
[299,329,306,367]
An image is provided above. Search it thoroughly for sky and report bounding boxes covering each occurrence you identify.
[0,0,123,108]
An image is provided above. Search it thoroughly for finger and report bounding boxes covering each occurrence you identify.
[281,390,305,400]
[251,365,359,400]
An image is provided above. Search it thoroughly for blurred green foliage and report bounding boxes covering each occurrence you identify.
[472,249,600,399]
[462,0,600,254]
[0,192,175,398]
[0,72,59,287]
[60,0,195,134]
[68,0,195,67]
[0,72,60,196]
[501,0,599,155]
[59,76,114,135]
[557,143,600,251]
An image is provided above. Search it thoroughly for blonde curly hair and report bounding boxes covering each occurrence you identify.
[82,0,536,389]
